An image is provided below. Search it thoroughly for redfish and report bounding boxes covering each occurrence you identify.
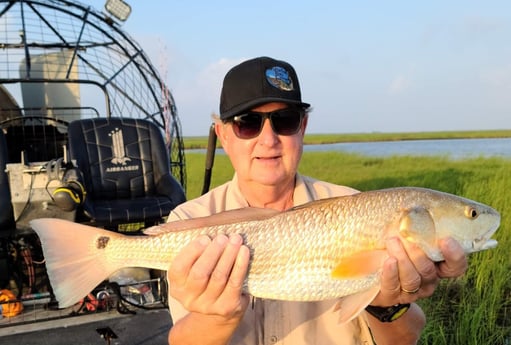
[31,187,500,322]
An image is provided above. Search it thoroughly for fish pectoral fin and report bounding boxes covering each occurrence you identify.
[334,285,380,324]
[399,207,436,246]
[331,250,387,279]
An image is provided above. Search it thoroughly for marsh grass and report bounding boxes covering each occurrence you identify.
[183,130,511,149]
[302,130,511,145]
[183,151,511,345]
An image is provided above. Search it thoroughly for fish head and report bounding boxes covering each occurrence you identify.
[431,195,500,255]
[398,189,500,261]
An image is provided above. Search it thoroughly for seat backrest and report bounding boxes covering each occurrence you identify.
[67,117,177,200]
[1,116,68,164]
[0,130,15,234]
[4,124,67,163]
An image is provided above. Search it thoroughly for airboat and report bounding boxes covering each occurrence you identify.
[0,0,189,342]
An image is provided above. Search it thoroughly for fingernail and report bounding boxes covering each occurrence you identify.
[197,235,211,246]
[215,233,228,245]
[386,256,398,272]
[443,237,456,250]
[229,233,243,245]
[386,237,401,251]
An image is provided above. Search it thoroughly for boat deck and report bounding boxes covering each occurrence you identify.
[0,308,171,344]
[0,277,171,344]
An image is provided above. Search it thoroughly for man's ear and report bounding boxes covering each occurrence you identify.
[215,122,229,154]
[301,114,308,137]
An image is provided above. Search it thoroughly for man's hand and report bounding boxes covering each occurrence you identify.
[372,236,468,306]
[168,233,251,320]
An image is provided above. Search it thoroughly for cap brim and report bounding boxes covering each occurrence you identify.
[220,98,310,120]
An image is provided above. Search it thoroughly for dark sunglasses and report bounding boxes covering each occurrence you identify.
[227,108,305,139]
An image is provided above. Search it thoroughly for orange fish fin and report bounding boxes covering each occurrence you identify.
[146,207,280,235]
[331,250,387,279]
[334,285,380,324]
[29,218,125,308]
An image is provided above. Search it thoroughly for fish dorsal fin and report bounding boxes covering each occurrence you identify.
[289,194,353,211]
[144,207,280,235]
[331,250,387,279]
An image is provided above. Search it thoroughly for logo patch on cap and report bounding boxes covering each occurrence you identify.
[265,66,294,91]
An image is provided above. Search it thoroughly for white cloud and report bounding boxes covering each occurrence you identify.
[173,57,245,135]
[480,64,511,87]
[461,15,505,39]
[388,75,411,95]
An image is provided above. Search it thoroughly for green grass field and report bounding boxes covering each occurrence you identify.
[182,129,511,149]
[183,150,511,344]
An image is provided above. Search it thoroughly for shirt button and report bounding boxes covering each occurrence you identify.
[270,335,278,343]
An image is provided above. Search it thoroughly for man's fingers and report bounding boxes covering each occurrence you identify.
[168,235,211,286]
[399,237,438,293]
[218,242,251,314]
[187,234,230,288]
[379,256,401,296]
[386,237,423,293]
[205,234,246,297]
[227,242,250,291]
[436,237,468,278]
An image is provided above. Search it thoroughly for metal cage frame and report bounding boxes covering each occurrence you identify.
[0,0,186,188]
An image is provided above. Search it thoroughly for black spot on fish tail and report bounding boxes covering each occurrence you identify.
[97,236,110,249]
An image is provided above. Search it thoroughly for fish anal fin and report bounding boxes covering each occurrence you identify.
[334,285,380,324]
[331,250,387,279]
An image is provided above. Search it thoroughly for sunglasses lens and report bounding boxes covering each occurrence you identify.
[271,109,303,135]
[232,113,263,139]
[231,109,304,139]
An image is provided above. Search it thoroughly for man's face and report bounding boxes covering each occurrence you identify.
[217,102,308,189]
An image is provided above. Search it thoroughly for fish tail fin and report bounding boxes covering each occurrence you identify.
[30,218,124,308]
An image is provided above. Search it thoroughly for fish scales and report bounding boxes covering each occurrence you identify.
[30,187,500,309]
[240,201,383,300]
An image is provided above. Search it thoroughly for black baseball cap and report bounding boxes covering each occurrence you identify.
[219,56,311,120]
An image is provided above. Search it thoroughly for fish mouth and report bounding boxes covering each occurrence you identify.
[471,224,500,253]
[472,238,498,252]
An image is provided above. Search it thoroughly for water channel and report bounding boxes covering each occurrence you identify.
[303,138,511,159]
[189,138,511,159]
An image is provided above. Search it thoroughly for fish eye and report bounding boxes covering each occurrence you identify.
[465,207,478,219]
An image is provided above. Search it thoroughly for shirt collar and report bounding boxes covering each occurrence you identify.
[228,173,312,209]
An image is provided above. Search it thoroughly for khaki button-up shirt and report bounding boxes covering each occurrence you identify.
[167,174,375,345]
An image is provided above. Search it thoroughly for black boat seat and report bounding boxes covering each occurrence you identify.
[66,117,186,230]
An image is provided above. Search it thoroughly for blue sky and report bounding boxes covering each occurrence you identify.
[89,1,511,136]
